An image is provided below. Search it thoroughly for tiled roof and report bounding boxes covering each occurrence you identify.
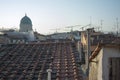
[0,42,84,80]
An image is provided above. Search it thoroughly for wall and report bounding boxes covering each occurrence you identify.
[20,24,32,32]
[103,47,120,80]
[89,46,120,80]
[89,49,103,80]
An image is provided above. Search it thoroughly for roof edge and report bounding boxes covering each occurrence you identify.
[89,43,120,62]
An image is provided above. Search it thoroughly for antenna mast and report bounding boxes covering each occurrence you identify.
[116,18,119,35]
[100,20,103,31]
[90,16,92,28]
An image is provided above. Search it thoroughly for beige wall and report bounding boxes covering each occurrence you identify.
[97,49,103,80]
[89,47,120,80]
[89,49,103,80]
[81,32,87,46]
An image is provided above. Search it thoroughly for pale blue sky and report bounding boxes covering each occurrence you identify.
[0,0,120,34]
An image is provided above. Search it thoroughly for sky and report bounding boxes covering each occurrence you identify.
[0,0,120,34]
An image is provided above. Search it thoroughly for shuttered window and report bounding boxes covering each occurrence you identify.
[109,58,120,80]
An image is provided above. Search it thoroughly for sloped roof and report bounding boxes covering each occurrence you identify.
[0,42,84,80]
[89,43,120,62]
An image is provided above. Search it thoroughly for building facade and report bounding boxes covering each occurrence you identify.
[89,43,120,80]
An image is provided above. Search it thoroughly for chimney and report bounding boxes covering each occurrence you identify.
[47,69,52,80]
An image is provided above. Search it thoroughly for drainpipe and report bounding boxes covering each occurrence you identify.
[47,69,52,80]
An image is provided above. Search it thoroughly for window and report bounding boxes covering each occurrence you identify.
[109,58,120,80]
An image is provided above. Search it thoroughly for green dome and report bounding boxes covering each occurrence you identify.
[20,15,32,25]
[19,15,33,32]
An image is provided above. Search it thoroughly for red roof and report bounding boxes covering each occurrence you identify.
[0,42,84,80]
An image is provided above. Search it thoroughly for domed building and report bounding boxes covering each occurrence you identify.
[19,14,33,32]
[19,14,35,41]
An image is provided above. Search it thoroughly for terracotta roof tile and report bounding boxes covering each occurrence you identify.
[0,42,84,80]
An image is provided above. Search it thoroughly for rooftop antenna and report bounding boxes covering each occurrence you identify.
[116,18,119,35]
[90,16,92,28]
[100,20,103,31]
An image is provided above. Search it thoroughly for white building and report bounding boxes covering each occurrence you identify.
[89,43,120,80]
[19,14,35,41]
[0,14,35,43]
